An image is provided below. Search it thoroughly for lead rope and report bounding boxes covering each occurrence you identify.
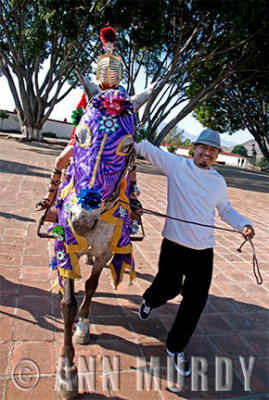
[123,200,263,285]
[237,238,263,285]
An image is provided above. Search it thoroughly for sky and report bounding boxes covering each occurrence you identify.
[0,75,253,145]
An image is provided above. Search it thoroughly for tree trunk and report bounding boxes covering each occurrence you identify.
[249,130,269,163]
[21,125,43,141]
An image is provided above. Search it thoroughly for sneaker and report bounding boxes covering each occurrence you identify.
[166,347,174,357]
[139,299,152,320]
[166,348,191,376]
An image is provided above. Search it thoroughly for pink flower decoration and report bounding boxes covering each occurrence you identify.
[102,95,125,116]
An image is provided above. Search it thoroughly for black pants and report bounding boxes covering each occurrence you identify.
[143,238,213,353]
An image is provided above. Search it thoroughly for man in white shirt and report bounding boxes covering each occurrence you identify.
[135,129,255,377]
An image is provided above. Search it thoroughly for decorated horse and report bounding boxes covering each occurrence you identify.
[39,77,153,398]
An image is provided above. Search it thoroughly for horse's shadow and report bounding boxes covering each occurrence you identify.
[1,275,268,398]
[1,274,267,341]
[0,276,62,332]
[0,159,50,178]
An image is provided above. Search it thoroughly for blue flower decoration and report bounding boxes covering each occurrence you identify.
[50,256,58,270]
[77,187,102,211]
[130,220,139,234]
[56,199,64,210]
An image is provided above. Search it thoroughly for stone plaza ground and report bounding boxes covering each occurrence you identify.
[0,138,268,399]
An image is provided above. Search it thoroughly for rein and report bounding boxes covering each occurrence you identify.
[120,200,263,285]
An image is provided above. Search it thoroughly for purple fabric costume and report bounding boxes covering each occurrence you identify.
[50,90,136,292]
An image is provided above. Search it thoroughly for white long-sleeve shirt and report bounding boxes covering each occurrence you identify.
[135,140,251,250]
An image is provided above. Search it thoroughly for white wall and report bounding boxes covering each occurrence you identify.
[0,113,254,168]
[0,112,20,131]
[1,111,73,139]
[43,118,73,139]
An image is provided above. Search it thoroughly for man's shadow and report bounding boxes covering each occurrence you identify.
[1,275,267,398]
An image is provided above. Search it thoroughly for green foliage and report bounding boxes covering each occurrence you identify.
[135,127,149,143]
[188,147,194,157]
[188,0,269,160]
[163,126,185,146]
[256,157,267,169]
[167,144,178,153]
[182,138,191,147]
[1,0,268,149]
[0,109,9,130]
[42,131,57,138]
[0,110,9,120]
[231,145,248,156]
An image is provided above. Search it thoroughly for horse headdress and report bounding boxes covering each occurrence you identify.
[49,77,154,293]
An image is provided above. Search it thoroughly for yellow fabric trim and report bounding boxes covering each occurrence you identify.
[109,260,136,288]
[61,176,75,199]
[115,134,133,156]
[89,133,108,188]
[64,219,88,254]
[58,253,81,280]
[50,278,64,295]
[49,278,59,292]
[118,177,131,213]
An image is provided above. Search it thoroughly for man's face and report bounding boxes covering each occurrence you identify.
[193,144,220,169]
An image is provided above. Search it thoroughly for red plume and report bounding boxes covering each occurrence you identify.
[100,27,117,46]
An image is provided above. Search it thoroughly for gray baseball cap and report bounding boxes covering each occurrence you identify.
[192,129,222,150]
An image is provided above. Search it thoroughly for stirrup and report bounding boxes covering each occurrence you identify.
[37,201,59,238]
[130,214,145,242]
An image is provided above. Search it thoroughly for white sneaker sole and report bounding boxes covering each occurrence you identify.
[138,302,151,320]
[166,348,191,376]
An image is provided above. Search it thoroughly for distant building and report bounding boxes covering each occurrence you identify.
[0,110,73,139]
[160,144,253,168]
[0,111,259,169]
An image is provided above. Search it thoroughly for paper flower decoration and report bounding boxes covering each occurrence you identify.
[130,220,139,234]
[50,257,58,270]
[56,250,65,261]
[99,115,119,134]
[52,225,65,241]
[119,205,126,217]
[56,199,64,210]
[77,187,102,211]
[135,127,148,143]
[92,91,133,117]
[102,95,126,116]
[71,107,84,127]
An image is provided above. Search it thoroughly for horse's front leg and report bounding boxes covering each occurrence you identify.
[73,248,112,344]
[58,278,78,399]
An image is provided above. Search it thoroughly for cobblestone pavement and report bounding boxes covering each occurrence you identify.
[0,139,268,400]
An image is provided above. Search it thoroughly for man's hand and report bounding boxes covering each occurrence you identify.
[242,224,255,240]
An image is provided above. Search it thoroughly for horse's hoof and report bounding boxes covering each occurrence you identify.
[57,365,78,399]
[73,331,90,345]
[73,318,90,345]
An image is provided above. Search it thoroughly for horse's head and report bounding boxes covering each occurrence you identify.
[68,79,154,237]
